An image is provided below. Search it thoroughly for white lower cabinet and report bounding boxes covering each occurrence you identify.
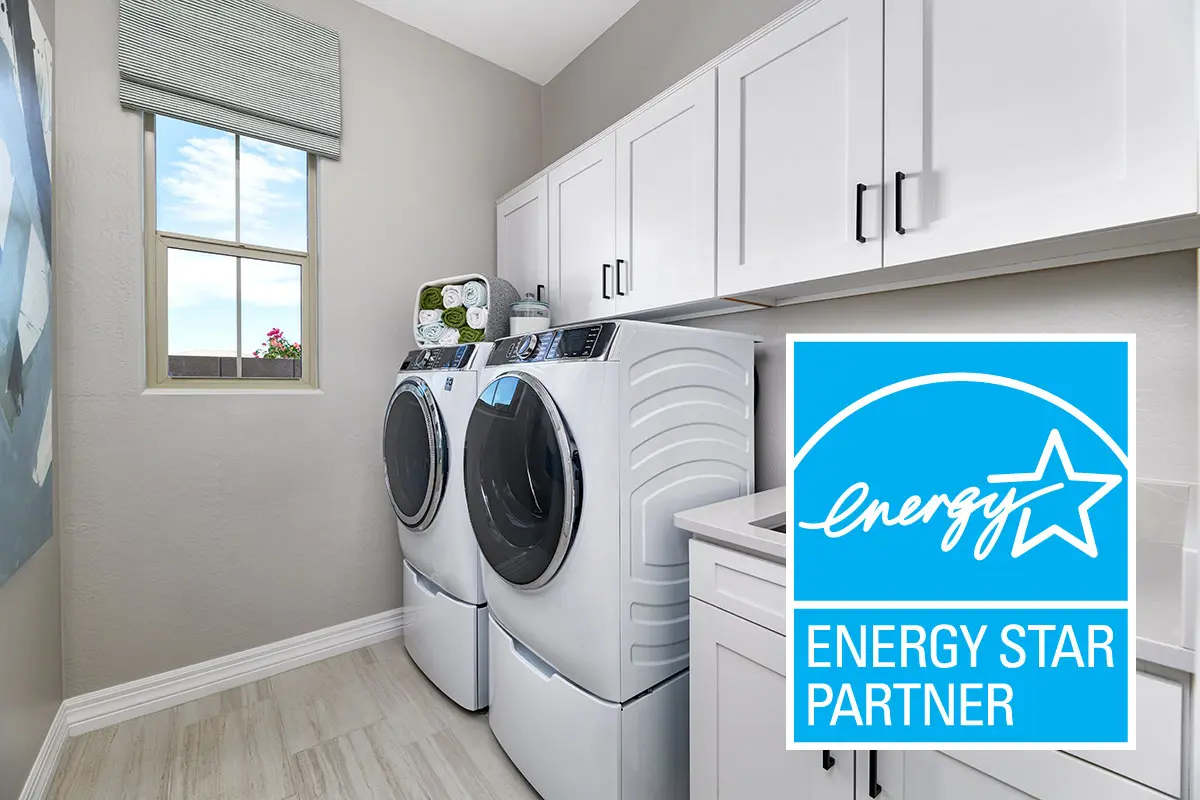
[689,539,1186,800]
[863,749,1174,800]
[690,598,855,800]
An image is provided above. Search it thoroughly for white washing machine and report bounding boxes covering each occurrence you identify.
[383,342,492,711]
[462,320,755,799]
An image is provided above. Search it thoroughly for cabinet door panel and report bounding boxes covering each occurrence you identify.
[884,0,1197,267]
[497,176,549,302]
[862,749,1172,800]
[691,599,853,800]
[548,135,617,324]
[717,0,883,296]
[616,70,716,314]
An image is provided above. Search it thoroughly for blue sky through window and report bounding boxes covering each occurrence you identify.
[157,116,307,359]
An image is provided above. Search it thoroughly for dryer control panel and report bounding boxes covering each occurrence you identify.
[399,344,476,372]
[487,322,617,366]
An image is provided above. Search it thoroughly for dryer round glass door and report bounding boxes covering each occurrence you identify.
[464,372,581,589]
[383,377,447,531]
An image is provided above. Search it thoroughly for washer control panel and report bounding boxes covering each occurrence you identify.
[487,323,617,367]
[399,344,476,372]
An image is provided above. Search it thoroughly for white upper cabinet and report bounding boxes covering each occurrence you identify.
[501,0,1200,317]
[882,0,1198,267]
[497,176,549,303]
[615,70,717,314]
[716,0,884,297]
[549,134,617,324]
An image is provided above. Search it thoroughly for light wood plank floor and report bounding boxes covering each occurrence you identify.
[49,638,541,800]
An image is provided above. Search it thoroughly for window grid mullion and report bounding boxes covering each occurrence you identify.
[234,133,241,244]
[235,134,243,378]
[236,256,243,378]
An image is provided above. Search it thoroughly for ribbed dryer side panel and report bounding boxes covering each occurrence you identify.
[618,328,755,699]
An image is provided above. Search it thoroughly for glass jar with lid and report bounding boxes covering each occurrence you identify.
[509,295,551,335]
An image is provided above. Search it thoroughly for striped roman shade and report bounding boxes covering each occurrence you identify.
[118,0,342,159]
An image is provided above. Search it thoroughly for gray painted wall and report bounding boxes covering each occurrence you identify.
[56,0,542,695]
[541,0,797,164]
[689,254,1198,490]
[540,0,1199,491]
[0,540,63,797]
[1,0,62,794]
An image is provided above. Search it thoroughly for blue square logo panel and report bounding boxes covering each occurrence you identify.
[786,335,1135,749]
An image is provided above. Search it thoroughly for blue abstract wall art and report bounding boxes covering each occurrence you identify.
[0,0,52,587]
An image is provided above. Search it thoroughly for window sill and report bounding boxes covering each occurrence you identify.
[142,387,323,396]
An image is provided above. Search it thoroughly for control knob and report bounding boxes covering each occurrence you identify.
[515,334,540,360]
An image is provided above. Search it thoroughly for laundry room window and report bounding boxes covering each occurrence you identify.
[143,114,319,389]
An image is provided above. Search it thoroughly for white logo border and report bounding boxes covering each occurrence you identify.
[783,333,1137,752]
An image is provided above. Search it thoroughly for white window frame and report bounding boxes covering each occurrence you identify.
[143,113,319,389]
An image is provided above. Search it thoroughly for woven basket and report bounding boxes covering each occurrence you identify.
[412,273,519,348]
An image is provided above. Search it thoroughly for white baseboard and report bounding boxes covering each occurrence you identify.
[63,607,408,737]
[17,703,67,800]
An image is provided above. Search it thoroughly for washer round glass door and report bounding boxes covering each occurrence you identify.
[383,377,447,531]
[464,372,581,589]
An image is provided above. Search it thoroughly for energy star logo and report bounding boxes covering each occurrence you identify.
[785,335,1135,749]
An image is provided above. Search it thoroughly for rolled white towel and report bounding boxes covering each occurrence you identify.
[438,327,461,346]
[441,284,464,309]
[418,308,443,325]
[466,306,488,330]
[416,321,446,344]
[462,280,488,308]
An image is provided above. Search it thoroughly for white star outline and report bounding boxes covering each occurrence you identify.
[987,429,1123,559]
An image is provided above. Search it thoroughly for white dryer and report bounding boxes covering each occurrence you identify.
[383,342,492,711]
[463,320,755,800]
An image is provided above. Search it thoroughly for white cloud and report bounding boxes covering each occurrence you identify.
[161,134,306,249]
[167,250,300,309]
[160,136,236,237]
[243,259,302,308]
[161,131,306,311]
[239,140,306,248]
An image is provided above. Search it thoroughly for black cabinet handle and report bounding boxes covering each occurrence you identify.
[822,750,835,771]
[895,171,907,235]
[536,284,545,302]
[869,750,882,798]
[855,183,867,243]
[602,263,611,300]
[615,258,626,296]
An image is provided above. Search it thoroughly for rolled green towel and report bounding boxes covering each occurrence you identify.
[459,327,485,343]
[419,286,444,310]
[442,306,468,329]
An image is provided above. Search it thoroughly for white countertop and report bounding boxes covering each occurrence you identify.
[676,489,1195,674]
